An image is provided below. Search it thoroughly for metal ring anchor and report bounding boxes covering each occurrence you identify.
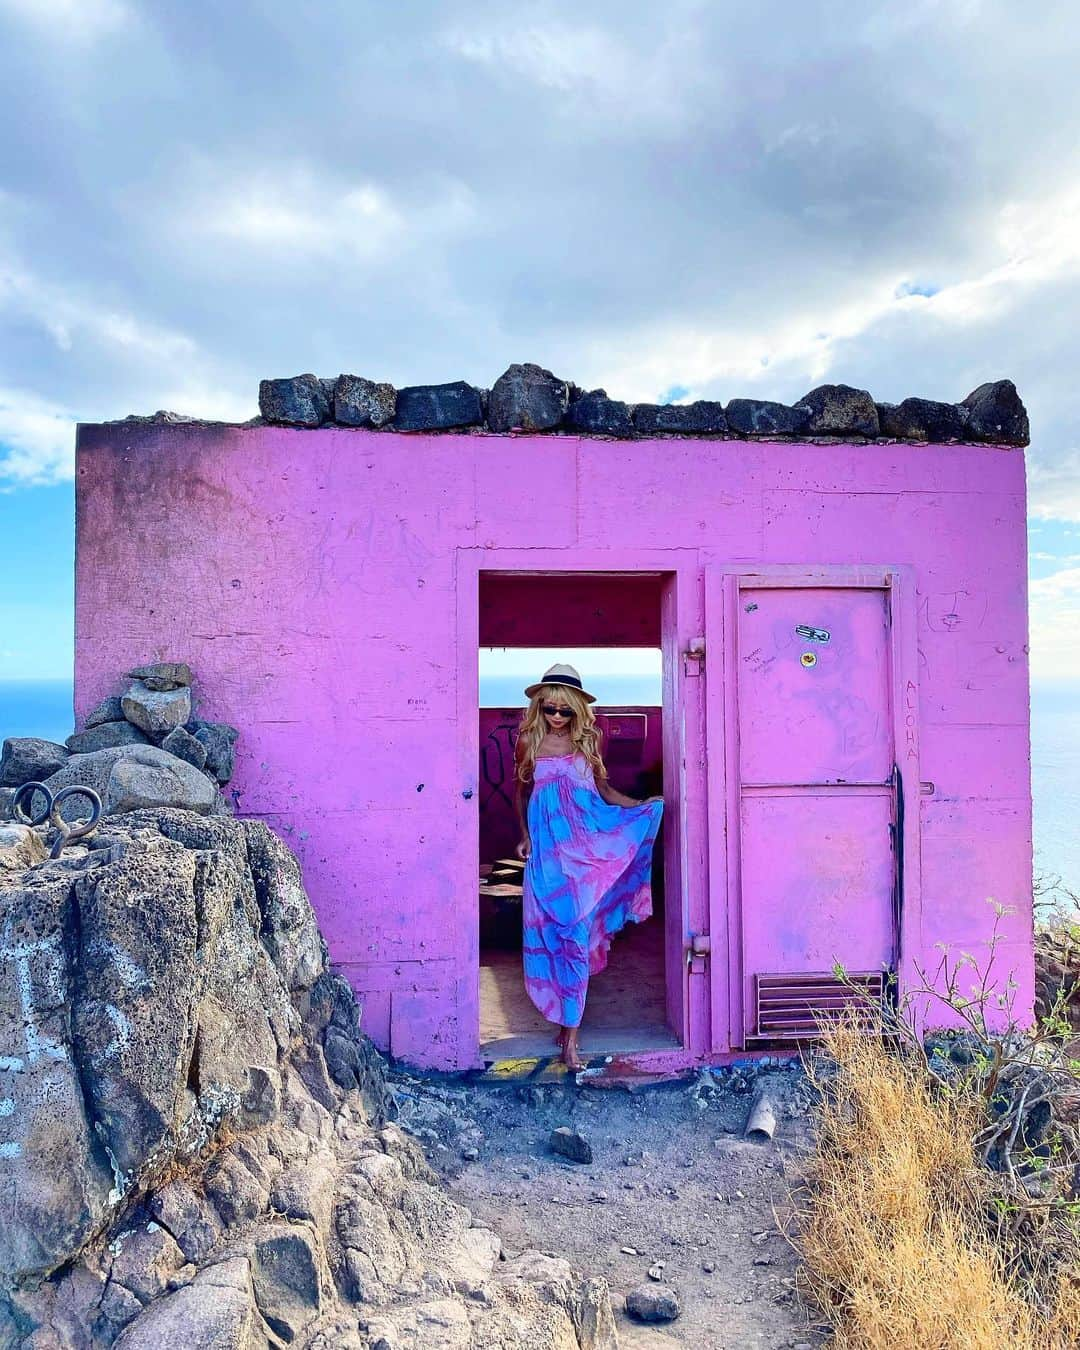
[12,782,103,858]
[11,780,51,827]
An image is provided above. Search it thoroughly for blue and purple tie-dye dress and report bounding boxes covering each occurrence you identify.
[522,751,663,1028]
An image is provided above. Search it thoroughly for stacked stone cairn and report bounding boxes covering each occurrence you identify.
[0,662,238,827]
[247,363,1030,446]
[0,667,616,1347]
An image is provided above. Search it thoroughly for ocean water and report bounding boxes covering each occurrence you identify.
[3,677,1076,897]
[0,680,73,745]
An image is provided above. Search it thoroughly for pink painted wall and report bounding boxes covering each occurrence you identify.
[74,423,1034,1068]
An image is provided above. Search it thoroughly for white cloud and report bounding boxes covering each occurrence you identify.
[151,383,253,424]
[0,388,77,487]
[1029,451,1080,523]
[443,23,636,98]
[170,160,478,271]
[209,179,403,258]
[0,372,253,488]
[0,0,131,41]
[2,0,1080,484]
[1030,566,1080,680]
[439,14,705,131]
[860,0,984,44]
[0,263,197,364]
[592,177,1080,405]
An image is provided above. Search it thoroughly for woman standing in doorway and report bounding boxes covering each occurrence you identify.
[514,663,663,1071]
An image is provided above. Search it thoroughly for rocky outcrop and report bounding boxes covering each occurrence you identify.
[1,663,239,830]
[247,366,1030,445]
[0,812,615,1348]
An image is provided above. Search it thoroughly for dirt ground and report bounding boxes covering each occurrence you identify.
[390,1061,829,1349]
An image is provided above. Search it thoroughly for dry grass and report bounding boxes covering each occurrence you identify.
[796,1019,1080,1350]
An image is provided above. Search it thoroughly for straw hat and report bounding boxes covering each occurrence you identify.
[524,663,597,704]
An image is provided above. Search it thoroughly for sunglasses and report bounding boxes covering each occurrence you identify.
[542,703,573,718]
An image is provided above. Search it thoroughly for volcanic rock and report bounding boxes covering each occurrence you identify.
[551,1126,593,1164]
[487,363,570,433]
[961,379,1030,445]
[66,721,149,755]
[725,398,811,436]
[0,737,69,787]
[633,401,727,434]
[161,726,208,771]
[0,802,616,1346]
[333,375,397,428]
[259,375,331,427]
[126,663,193,693]
[85,696,126,729]
[188,721,238,783]
[796,383,880,437]
[35,745,217,820]
[565,391,633,436]
[392,381,483,431]
[625,1284,681,1322]
[877,397,969,442]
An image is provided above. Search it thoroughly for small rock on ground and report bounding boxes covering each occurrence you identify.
[626,1283,681,1323]
[550,1126,593,1164]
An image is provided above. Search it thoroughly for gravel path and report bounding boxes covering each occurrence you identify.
[391,1063,830,1349]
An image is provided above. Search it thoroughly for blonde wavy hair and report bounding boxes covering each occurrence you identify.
[515,684,606,785]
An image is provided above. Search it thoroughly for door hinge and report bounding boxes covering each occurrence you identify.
[683,636,705,677]
[687,932,710,973]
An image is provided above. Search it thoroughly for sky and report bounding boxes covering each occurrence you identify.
[2,0,1080,692]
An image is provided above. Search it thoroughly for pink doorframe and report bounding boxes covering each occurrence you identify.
[704,564,923,1051]
[457,548,707,1063]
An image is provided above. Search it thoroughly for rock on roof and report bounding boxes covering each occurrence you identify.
[106,364,1032,446]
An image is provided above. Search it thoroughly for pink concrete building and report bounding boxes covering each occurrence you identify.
[74,372,1035,1071]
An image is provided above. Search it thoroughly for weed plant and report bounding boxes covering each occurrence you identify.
[794,895,1080,1349]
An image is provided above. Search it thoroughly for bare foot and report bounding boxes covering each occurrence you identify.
[560,1030,584,1072]
[555,1027,567,1049]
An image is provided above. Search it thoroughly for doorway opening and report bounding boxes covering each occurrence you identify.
[476,572,681,1060]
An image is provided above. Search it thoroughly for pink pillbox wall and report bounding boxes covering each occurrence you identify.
[73,374,1034,1070]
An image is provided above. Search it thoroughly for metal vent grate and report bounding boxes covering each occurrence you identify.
[752,971,885,1041]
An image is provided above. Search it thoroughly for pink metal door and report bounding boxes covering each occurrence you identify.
[730,584,897,1043]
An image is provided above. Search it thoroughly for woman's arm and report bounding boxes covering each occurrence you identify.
[514,777,533,858]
